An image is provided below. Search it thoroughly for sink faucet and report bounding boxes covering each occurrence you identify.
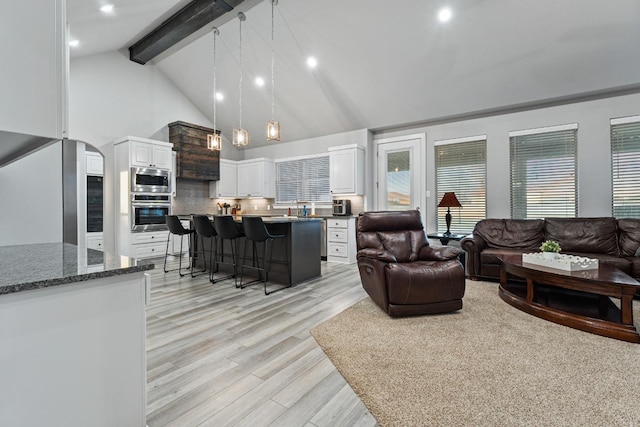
[293,199,300,217]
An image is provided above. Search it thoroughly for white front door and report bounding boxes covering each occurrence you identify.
[376,134,424,218]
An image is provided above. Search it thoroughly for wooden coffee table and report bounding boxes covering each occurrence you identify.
[499,254,640,343]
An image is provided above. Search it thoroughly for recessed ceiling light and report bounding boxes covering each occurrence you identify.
[100,4,114,13]
[215,92,224,101]
[306,56,318,68]
[438,7,452,22]
[69,39,80,47]
[255,77,265,87]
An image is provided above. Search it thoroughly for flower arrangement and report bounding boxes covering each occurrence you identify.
[540,240,561,253]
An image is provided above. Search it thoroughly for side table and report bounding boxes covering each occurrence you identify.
[427,233,468,274]
[427,232,467,246]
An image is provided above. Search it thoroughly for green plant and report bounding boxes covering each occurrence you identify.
[540,240,561,253]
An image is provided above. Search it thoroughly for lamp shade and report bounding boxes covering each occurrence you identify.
[438,192,462,208]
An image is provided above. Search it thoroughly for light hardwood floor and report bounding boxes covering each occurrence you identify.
[146,256,379,427]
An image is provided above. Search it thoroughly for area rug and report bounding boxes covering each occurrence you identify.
[310,281,640,427]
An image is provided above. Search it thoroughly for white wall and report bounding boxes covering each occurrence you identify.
[0,143,63,246]
[374,92,640,232]
[0,0,65,139]
[68,50,226,151]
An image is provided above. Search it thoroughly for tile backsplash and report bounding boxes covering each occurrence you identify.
[173,178,365,217]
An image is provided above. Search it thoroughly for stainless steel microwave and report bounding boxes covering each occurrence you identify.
[131,167,171,193]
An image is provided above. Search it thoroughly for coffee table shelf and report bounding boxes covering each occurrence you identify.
[499,254,640,343]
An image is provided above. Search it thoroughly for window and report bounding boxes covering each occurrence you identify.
[275,154,331,204]
[435,136,487,233]
[509,124,577,219]
[611,115,640,218]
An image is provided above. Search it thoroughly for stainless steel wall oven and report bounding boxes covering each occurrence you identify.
[130,194,171,232]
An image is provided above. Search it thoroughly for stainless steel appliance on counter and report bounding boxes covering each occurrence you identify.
[130,194,171,232]
[131,167,171,193]
[332,199,351,216]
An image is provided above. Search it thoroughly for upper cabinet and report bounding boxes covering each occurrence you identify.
[209,159,238,198]
[86,152,104,176]
[236,159,274,198]
[130,139,172,169]
[209,158,274,199]
[329,145,365,195]
[0,0,66,139]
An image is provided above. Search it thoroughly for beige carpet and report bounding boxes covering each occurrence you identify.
[310,281,640,427]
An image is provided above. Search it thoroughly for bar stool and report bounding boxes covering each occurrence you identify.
[164,215,194,277]
[240,216,291,295]
[213,215,243,288]
[191,215,215,280]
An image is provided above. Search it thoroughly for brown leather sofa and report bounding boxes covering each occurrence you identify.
[461,217,640,281]
[355,210,466,317]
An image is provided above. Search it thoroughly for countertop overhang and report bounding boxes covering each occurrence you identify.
[0,243,154,295]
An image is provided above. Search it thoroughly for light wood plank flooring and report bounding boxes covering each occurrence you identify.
[146,256,378,427]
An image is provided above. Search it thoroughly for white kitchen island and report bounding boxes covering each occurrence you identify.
[0,243,153,427]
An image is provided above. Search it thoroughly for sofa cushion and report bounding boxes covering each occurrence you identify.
[617,218,640,257]
[625,257,640,279]
[475,219,544,250]
[480,247,531,267]
[545,217,618,255]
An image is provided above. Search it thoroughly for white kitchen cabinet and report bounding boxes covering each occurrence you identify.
[86,152,103,175]
[0,272,148,427]
[104,136,174,258]
[0,0,66,140]
[236,158,274,198]
[209,159,238,198]
[329,145,365,195]
[130,139,172,169]
[130,231,168,259]
[86,234,104,251]
[327,217,356,264]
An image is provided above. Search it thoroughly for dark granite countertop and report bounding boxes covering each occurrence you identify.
[0,243,154,295]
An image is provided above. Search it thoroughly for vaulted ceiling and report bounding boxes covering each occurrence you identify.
[68,0,640,146]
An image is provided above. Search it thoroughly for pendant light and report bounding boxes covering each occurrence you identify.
[266,0,280,141]
[232,12,249,148]
[208,27,222,151]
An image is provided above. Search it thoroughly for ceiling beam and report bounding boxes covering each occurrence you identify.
[129,0,245,65]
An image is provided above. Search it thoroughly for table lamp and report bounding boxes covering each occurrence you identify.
[438,192,462,235]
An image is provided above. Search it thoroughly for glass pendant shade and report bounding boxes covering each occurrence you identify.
[267,121,280,141]
[232,128,249,147]
[207,133,222,151]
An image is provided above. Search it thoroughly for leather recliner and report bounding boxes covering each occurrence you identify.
[356,210,466,317]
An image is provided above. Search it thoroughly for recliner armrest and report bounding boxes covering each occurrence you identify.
[357,248,397,263]
[418,245,460,261]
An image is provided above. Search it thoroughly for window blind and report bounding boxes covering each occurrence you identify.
[275,155,331,203]
[435,139,487,233]
[510,127,577,219]
[611,118,640,218]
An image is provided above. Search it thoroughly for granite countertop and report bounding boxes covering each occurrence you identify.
[0,243,154,295]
